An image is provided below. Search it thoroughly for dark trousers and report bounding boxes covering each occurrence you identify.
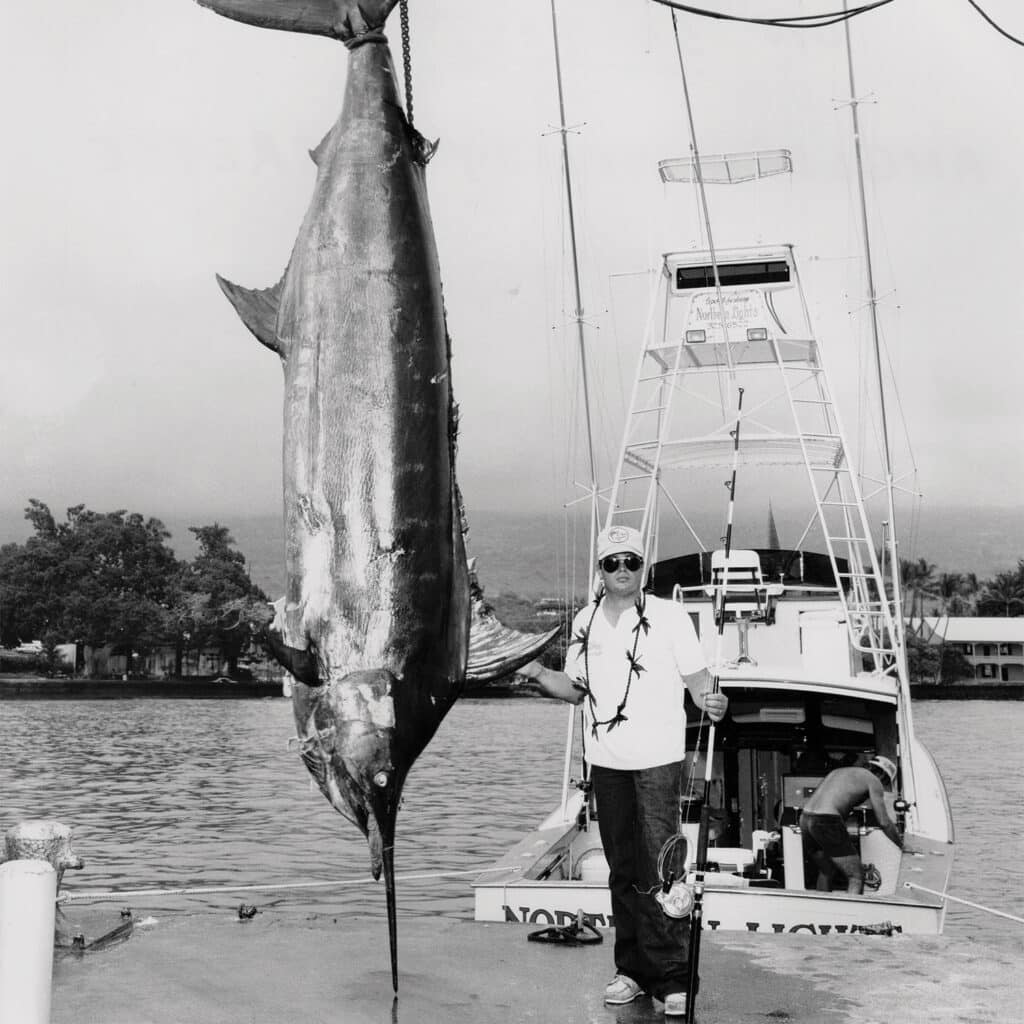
[591,761,690,1000]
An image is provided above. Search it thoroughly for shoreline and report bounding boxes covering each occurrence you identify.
[0,675,284,699]
[0,675,1018,701]
[0,674,543,700]
[908,682,1024,700]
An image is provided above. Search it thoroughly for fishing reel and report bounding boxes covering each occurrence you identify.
[655,874,695,919]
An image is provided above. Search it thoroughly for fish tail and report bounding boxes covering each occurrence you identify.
[194,0,399,41]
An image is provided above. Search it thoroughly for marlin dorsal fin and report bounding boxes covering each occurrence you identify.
[310,127,332,167]
[215,275,284,356]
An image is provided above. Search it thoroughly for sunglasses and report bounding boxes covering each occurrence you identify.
[600,554,644,573]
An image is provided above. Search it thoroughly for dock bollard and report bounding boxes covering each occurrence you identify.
[0,859,57,1024]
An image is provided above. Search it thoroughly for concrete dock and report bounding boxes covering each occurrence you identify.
[49,911,1022,1023]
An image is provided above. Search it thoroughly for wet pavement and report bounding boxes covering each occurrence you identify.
[47,911,1022,1024]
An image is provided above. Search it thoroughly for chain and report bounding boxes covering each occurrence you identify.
[399,0,414,125]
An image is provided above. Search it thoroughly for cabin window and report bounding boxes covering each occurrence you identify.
[977,663,998,679]
[675,259,790,290]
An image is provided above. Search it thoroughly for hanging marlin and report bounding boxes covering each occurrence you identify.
[194,0,556,992]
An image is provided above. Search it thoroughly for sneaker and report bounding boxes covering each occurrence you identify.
[604,974,644,1005]
[662,992,687,1017]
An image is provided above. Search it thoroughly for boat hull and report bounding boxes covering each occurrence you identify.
[473,821,952,936]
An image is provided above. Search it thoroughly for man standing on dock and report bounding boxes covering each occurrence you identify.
[799,756,903,894]
[519,525,727,1018]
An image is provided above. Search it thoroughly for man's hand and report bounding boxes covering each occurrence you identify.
[702,690,729,722]
[519,660,542,682]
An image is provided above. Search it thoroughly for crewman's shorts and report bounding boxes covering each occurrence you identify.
[799,812,857,859]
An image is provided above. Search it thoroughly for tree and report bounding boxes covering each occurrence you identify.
[0,501,182,666]
[906,634,973,683]
[936,572,965,616]
[900,557,938,622]
[977,571,1024,617]
[176,523,268,675]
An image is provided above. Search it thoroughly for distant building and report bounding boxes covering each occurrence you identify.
[917,617,1024,683]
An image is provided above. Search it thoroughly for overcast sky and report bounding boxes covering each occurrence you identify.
[2,0,1022,529]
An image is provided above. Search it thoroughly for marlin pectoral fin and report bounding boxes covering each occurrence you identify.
[194,0,399,40]
[264,629,320,686]
[215,275,284,356]
[465,606,560,684]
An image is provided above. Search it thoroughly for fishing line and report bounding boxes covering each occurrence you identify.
[57,864,522,905]
[683,385,744,1023]
[904,883,1024,926]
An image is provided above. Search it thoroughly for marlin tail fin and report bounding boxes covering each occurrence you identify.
[195,0,398,40]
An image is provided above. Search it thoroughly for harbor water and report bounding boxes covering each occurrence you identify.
[1,697,1021,949]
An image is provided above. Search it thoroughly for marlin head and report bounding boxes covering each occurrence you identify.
[292,662,449,994]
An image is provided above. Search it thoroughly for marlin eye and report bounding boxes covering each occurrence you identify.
[373,771,390,788]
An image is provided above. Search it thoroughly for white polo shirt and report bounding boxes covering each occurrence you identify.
[563,594,707,770]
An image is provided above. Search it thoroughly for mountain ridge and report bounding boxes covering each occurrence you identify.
[1,504,1021,600]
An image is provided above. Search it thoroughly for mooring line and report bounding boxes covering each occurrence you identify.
[904,882,1024,925]
[58,864,521,904]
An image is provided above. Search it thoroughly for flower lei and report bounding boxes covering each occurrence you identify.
[568,589,651,739]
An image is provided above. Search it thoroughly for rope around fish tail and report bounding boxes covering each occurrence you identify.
[685,386,744,1024]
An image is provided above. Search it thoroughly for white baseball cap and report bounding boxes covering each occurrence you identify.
[596,526,644,560]
[867,755,897,787]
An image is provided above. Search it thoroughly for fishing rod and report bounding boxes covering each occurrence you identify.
[685,385,744,1024]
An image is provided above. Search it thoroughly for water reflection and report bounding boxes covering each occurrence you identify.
[1,697,1021,948]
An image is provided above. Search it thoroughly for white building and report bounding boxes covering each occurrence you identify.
[918,617,1024,682]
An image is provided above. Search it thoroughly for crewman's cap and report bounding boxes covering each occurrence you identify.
[867,755,897,787]
[596,526,644,560]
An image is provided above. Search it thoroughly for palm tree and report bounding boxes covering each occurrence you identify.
[937,572,966,616]
[900,557,939,624]
[978,572,1024,617]
[958,571,980,616]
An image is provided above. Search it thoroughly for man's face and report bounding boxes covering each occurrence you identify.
[599,552,644,600]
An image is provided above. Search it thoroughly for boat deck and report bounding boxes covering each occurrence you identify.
[50,910,1020,1023]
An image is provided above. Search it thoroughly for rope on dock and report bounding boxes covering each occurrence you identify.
[58,864,522,904]
[904,882,1024,925]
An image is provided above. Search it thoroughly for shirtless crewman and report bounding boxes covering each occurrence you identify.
[799,755,903,894]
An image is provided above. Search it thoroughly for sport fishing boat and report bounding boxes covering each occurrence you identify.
[472,143,954,934]
[474,2,953,937]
